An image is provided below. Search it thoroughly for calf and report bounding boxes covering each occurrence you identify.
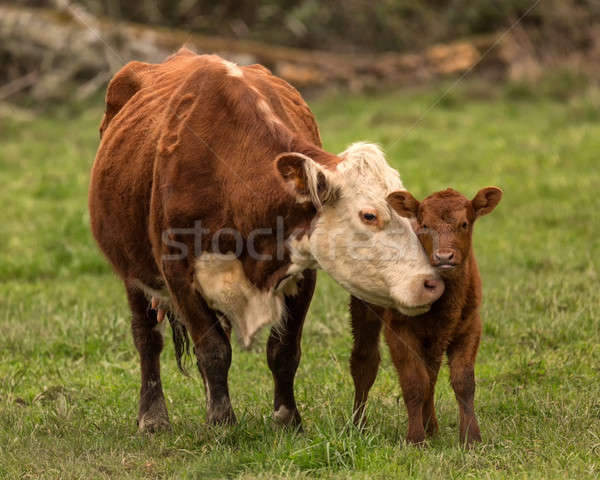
[350,187,502,446]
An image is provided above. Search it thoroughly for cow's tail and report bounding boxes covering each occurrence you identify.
[167,313,192,376]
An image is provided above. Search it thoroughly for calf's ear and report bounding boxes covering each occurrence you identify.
[472,186,502,218]
[276,152,337,209]
[387,191,420,218]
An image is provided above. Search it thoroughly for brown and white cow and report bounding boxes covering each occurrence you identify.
[89,48,443,431]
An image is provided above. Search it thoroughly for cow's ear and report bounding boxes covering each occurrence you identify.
[387,191,420,218]
[472,186,502,218]
[276,152,337,208]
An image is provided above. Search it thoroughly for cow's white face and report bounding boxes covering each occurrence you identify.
[278,143,444,315]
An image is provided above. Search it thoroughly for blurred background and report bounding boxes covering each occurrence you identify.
[2,0,600,102]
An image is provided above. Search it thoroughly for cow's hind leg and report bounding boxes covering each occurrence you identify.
[267,270,316,428]
[126,285,170,432]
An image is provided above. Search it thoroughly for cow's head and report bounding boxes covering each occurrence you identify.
[277,142,444,315]
[387,187,502,278]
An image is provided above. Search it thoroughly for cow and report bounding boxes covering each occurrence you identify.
[349,187,502,446]
[88,48,444,432]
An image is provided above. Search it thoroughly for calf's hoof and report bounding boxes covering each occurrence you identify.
[425,420,439,437]
[406,432,427,446]
[461,432,482,448]
[273,405,302,430]
[138,398,170,433]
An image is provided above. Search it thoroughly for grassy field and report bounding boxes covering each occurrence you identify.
[1,79,599,479]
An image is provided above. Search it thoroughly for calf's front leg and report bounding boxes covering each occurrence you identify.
[421,357,441,438]
[384,322,430,445]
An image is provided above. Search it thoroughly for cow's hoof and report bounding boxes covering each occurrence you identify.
[138,398,170,433]
[138,412,170,433]
[207,404,237,426]
[273,405,302,430]
[352,413,368,430]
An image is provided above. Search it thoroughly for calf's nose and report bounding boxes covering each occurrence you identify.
[433,249,454,263]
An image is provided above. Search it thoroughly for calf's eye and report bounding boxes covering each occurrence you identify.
[462,221,468,229]
[363,213,376,221]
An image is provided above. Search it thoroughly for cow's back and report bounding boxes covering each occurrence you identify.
[89,49,323,284]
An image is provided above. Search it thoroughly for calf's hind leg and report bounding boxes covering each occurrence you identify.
[126,285,170,432]
[447,317,482,446]
[267,271,316,428]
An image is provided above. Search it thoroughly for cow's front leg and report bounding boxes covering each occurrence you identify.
[126,285,170,432]
[267,270,316,428]
[163,261,236,425]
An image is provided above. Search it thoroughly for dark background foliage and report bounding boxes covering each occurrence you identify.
[6,0,600,53]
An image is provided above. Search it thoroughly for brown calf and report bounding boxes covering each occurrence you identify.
[350,187,502,446]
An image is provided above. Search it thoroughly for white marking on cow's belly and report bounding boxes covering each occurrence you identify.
[194,253,299,348]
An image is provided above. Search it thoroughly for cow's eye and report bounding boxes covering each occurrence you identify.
[462,221,468,229]
[359,210,379,226]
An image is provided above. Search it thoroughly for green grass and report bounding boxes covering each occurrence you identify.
[1,81,599,479]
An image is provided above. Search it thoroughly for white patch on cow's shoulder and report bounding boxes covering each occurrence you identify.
[194,253,298,348]
[223,59,243,77]
[256,98,282,126]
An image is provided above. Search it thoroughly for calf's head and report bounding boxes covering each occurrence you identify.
[277,143,444,315]
[387,187,502,276]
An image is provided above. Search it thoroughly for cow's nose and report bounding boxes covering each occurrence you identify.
[423,276,444,301]
[433,249,454,263]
